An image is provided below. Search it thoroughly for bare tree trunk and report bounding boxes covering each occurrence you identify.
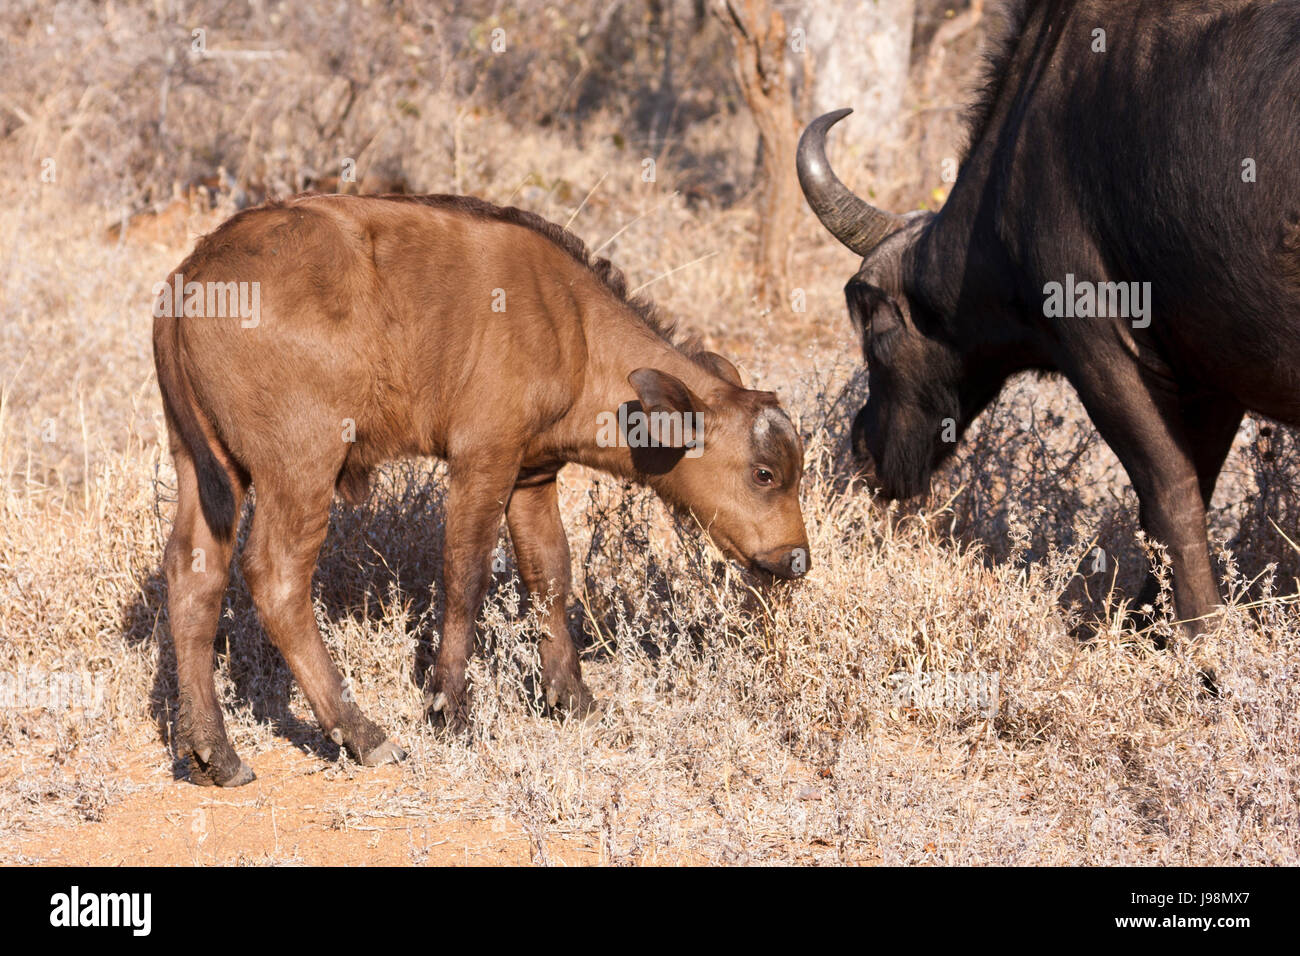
[806,0,916,168]
[713,0,799,310]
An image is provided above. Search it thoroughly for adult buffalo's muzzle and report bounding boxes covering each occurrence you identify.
[851,404,872,462]
[850,404,883,492]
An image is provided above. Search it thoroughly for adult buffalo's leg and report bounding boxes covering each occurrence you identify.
[241,474,403,767]
[1132,396,1244,621]
[1068,354,1223,634]
[426,453,522,731]
[165,447,251,786]
[506,475,593,715]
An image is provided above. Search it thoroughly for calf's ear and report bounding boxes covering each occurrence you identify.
[625,368,702,473]
[629,368,696,416]
[693,351,745,389]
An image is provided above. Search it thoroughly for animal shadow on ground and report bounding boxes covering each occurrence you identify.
[120,456,743,781]
[123,459,488,780]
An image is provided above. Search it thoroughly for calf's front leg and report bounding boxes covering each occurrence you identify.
[506,474,593,714]
[427,454,521,730]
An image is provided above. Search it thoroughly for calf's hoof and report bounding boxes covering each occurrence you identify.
[327,716,394,764]
[424,689,470,736]
[424,668,471,735]
[190,752,256,788]
[545,675,596,721]
[362,738,408,767]
[218,760,257,787]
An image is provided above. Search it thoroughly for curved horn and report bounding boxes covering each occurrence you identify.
[797,108,905,256]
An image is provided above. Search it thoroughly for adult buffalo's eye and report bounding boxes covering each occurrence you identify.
[752,467,775,487]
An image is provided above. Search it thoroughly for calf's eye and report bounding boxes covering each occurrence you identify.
[752,467,775,486]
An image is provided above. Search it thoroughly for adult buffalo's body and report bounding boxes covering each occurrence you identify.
[798,0,1300,633]
[154,192,808,786]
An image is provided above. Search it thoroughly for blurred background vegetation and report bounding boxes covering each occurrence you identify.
[0,1,987,300]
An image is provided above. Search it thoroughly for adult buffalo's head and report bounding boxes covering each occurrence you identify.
[797,108,990,501]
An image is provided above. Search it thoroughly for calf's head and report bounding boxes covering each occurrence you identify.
[622,358,810,579]
[797,108,992,500]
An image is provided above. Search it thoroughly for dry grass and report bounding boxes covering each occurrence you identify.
[2,0,1298,865]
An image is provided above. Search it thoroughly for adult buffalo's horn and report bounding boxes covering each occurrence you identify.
[797,108,906,256]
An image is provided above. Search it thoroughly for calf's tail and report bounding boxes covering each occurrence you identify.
[153,314,237,541]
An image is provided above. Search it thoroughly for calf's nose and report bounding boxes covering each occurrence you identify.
[753,545,811,580]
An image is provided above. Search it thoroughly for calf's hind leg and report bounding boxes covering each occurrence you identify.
[165,449,251,787]
[241,476,405,767]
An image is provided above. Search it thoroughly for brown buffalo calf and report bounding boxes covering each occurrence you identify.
[153,193,809,786]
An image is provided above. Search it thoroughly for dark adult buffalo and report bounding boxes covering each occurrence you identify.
[798,0,1300,634]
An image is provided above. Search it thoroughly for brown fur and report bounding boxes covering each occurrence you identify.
[153,192,809,785]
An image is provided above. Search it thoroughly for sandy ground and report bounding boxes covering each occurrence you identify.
[3,741,607,866]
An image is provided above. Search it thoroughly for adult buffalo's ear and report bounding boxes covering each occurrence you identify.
[693,351,745,389]
[845,281,902,342]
